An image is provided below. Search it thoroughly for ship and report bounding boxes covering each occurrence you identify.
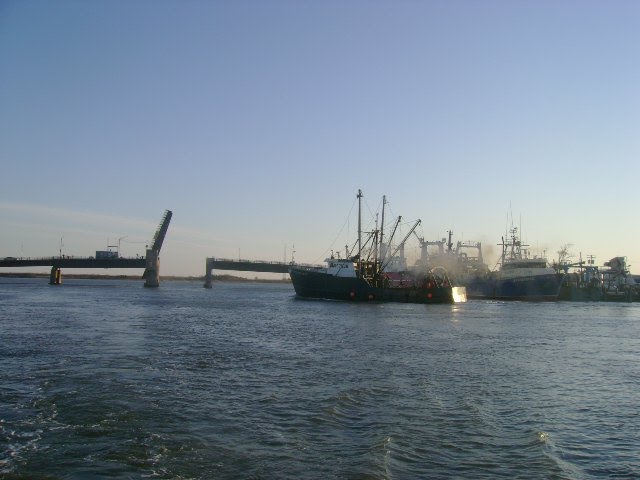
[416,227,561,301]
[464,227,564,300]
[409,228,560,300]
[392,222,570,301]
[288,190,467,304]
[412,230,491,288]
[557,255,639,302]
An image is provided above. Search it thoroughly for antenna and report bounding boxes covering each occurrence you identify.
[519,213,522,248]
[380,195,386,262]
[357,189,362,276]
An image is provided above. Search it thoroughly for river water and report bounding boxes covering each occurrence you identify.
[1,278,638,479]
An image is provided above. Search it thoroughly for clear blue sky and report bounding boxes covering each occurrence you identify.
[1,0,639,276]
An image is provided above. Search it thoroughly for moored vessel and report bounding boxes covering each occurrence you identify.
[557,255,639,302]
[466,228,563,300]
[412,230,491,291]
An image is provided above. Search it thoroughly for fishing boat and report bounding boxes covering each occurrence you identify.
[288,190,467,304]
[465,227,563,300]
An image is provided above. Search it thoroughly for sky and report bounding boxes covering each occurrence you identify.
[1,0,639,277]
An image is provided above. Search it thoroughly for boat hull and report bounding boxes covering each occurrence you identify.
[558,285,638,302]
[464,272,563,301]
[289,267,466,304]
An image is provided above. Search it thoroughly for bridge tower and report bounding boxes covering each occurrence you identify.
[143,210,172,287]
[204,257,214,288]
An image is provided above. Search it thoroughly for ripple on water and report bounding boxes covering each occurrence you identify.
[1,280,639,479]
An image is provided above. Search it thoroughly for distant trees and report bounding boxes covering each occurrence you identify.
[556,243,574,266]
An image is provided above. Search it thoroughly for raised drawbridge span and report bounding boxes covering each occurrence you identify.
[0,210,172,287]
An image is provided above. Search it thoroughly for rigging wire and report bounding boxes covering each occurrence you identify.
[362,196,379,232]
[312,194,358,264]
[312,192,422,264]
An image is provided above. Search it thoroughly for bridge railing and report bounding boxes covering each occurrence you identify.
[2,255,145,261]
[207,257,321,268]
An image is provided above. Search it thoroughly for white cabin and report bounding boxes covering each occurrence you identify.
[324,258,357,277]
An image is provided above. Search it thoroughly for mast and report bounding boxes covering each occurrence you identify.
[382,219,422,271]
[387,216,402,254]
[357,189,362,276]
[380,195,386,263]
[373,213,379,268]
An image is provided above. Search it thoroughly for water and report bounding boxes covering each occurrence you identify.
[1,278,639,479]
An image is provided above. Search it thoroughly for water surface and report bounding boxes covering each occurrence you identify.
[1,278,638,479]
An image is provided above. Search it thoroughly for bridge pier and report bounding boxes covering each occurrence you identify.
[143,249,160,288]
[204,258,213,288]
[49,267,62,285]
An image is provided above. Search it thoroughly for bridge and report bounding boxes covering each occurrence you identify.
[0,210,172,287]
[204,257,318,288]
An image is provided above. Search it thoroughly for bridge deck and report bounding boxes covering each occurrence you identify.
[0,257,146,269]
[206,258,293,274]
[204,258,322,288]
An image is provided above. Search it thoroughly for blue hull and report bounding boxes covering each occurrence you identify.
[465,273,563,301]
